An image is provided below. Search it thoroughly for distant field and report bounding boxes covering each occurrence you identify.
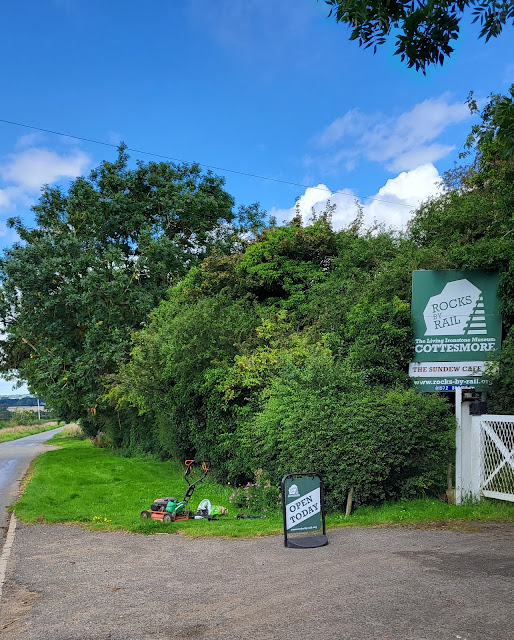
[0,422,59,443]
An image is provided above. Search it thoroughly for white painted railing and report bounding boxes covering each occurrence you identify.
[455,388,514,503]
[479,416,514,502]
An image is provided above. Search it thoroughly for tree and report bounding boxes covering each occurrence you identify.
[463,85,514,159]
[323,0,514,72]
[0,146,258,434]
[114,213,454,499]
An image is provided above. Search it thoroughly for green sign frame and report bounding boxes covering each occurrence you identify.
[281,473,327,549]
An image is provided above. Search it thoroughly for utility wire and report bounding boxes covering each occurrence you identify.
[0,117,414,208]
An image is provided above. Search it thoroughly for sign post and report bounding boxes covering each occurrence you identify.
[281,473,328,548]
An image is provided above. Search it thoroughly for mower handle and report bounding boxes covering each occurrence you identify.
[184,459,210,472]
[182,459,210,505]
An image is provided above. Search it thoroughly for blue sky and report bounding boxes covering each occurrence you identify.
[0,0,513,394]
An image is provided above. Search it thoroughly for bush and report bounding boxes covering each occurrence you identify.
[236,360,455,509]
[8,410,42,426]
[228,470,281,514]
[92,431,114,448]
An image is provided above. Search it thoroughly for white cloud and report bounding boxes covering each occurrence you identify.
[270,183,354,226]
[0,189,9,209]
[270,164,442,231]
[365,164,441,228]
[314,95,470,172]
[385,144,455,172]
[0,147,90,191]
[0,141,91,242]
[316,109,374,147]
[15,132,46,149]
[0,186,33,213]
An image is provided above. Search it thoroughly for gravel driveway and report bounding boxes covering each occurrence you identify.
[1,521,512,640]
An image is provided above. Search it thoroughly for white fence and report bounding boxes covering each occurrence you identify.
[479,416,514,502]
[455,389,514,503]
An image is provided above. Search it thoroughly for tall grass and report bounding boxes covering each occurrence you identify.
[0,422,61,443]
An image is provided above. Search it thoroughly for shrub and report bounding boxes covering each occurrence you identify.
[92,431,114,448]
[229,471,281,514]
[236,360,455,510]
[59,424,85,439]
[9,410,41,426]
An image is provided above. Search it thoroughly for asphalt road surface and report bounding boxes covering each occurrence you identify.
[1,521,513,640]
[0,427,64,534]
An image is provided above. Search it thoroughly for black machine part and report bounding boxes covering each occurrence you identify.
[150,497,176,512]
[182,460,210,508]
[469,400,488,415]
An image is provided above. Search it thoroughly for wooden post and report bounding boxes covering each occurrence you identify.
[345,486,354,517]
[446,463,455,504]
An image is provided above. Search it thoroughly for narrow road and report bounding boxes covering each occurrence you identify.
[0,427,65,535]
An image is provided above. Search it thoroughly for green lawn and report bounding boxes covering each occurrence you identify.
[13,429,514,537]
[15,429,283,537]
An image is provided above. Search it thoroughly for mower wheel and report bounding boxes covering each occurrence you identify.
[163,512,176,523]
[140,510,151,519]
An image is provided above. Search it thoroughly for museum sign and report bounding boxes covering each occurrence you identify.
[410,270,501,392]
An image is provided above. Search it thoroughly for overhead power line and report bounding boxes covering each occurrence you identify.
[0,117,414,208]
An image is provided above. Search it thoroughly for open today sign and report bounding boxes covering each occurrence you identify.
[285,485,321,531]
[281,473,328,548]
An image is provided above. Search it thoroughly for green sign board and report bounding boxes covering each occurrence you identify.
[281,473,327,548]
[411,270,501,392]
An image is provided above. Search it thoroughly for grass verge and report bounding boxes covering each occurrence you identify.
[0,422,61,443]
[15,429,283,537]
[14,430,514,537]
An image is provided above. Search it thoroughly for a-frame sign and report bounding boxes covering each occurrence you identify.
[281,472,328,548]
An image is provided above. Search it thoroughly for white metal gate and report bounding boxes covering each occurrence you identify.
[479,416,514,502]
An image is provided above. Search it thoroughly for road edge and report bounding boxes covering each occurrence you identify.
[0,514,17,601]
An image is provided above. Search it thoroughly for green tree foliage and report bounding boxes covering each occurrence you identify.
[323,1,514,72]
[464,85,514,159]
[0,146,261,434]
[111,288,261,459]
[114,210,456,504]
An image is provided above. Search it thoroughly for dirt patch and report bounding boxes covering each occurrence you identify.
[386,520,514,538]
[0,583,41,639]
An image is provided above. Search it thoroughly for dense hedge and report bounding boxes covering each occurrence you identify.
[237,363,454,508]
[108,216,464,507]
